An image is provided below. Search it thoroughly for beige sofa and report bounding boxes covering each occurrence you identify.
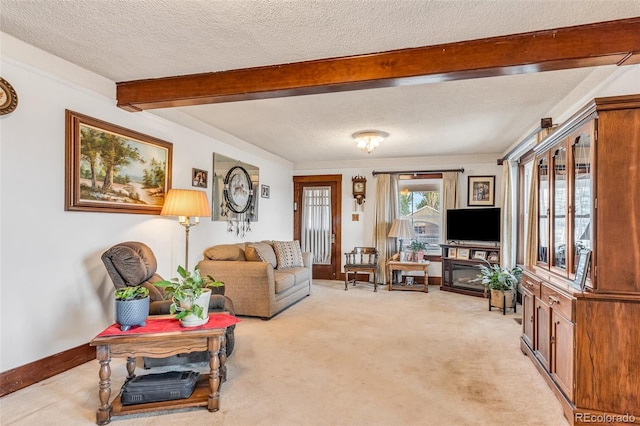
[197,241,312,319]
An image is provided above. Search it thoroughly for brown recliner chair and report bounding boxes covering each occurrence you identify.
[101,241,236,365]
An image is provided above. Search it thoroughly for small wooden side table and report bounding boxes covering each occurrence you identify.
[386,260,430,292]
[90,314,238,425]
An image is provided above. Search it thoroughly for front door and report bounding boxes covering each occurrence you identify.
[293,175,342,280]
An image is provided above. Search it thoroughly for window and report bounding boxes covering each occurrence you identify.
[397,175,442,255]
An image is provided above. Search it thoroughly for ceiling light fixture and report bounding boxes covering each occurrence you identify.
[352,130,388,154]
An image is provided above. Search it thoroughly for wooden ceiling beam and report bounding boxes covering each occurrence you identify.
[116,17,640,112]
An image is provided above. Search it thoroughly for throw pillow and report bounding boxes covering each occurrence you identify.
[273,240,304,269]
[203,244,246,261]
[246,242,277,268]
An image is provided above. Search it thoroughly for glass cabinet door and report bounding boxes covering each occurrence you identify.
[572,133,592,274]
[552,147,567,271]
[537,157,549,264]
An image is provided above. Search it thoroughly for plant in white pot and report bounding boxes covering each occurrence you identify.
[408,239,428,262]
[154,265,224,327]
[474,262,522,312]
[114,286,150,331]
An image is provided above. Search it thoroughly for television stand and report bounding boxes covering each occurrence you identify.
[440,243,500,297]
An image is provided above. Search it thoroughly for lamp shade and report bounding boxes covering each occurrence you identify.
[161,189,211,217]
[388,218,414,239]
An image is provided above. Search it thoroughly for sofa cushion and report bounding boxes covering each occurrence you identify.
[245,242,277,268]
[273,240,304,269]
[203,244,246,261]
[274,271,295,294]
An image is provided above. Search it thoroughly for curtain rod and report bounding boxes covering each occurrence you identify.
[372,168,464,176]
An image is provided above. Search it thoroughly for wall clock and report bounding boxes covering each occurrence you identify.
[223,165,253,213]
[0,77,18,116]
[352,175,367,205]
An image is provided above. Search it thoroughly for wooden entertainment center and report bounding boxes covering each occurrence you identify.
[440,243,500,297]
[518,95,640,424]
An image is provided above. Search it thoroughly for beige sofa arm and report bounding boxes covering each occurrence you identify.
[198,260,276,316]
[302,252,313,268]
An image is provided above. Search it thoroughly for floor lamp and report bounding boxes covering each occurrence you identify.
[161,189,211,271]
[388,218,414,260]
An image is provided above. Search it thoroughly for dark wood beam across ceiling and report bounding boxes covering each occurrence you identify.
[117,17,640,112]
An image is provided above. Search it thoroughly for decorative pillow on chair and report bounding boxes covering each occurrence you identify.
[273,240,304,269]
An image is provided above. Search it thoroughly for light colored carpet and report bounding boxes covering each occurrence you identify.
[0,281,569,426]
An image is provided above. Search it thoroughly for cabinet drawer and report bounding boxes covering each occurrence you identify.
[541,284,573,320]
[521,275,541,298]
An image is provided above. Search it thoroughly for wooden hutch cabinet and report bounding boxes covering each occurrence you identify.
[519,95,640,424]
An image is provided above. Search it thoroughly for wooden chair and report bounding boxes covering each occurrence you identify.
[344,247,380,292]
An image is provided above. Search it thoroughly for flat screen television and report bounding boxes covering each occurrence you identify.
[446,207,501,243]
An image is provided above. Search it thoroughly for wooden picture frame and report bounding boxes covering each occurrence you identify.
[448,248,457,258]
[65,110,172,214]
[192,168,207,188]
[457,248,470,259]
[468,175,495,206]
[473,251,487,260]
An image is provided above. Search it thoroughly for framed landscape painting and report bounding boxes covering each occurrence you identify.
[65,110,173,214]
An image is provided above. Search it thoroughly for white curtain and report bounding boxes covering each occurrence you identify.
[372,174,398,284]
[525,158,539,266]
[501,160,514,268]
[301,186,331,264]
[441,171,460,242]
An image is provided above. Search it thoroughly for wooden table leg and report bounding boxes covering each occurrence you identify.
[126,357,136,379]
[207,335,222,412]
[95,345,111,425]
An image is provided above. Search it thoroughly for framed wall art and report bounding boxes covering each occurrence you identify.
[468,175,495,206]
[261,184,270,199]
[65,110,172,214]
[192,168,208,188]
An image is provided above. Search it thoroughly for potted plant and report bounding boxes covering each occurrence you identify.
[154,265,224,327]
[474,262,522,311]
[408,239,428,262]
[114,286,150,331]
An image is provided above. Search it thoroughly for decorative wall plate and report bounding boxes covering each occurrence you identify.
[0,77,18,115]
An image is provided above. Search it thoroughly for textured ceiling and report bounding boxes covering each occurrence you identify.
[2,1,640,165]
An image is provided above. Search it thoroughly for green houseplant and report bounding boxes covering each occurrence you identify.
[154,265,224,327]
[474,262,522,311]
[408,239,428,262]
[114,286,150,331]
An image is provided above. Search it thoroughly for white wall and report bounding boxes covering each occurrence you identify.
[0,37,294,371]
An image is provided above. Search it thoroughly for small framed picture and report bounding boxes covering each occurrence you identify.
[473,251,487,260]
[488,251,499,262]
[572,250,591,290]
[457,248,470,259]
[468,175,495,206]
[192,168,208,188]
[448,248,457,258]
[261,184,270,198]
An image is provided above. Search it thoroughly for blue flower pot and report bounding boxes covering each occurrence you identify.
[115,297,150,331]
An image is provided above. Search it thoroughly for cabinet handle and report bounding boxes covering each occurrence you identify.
[530,315,534,323]
[549,295,560,304]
